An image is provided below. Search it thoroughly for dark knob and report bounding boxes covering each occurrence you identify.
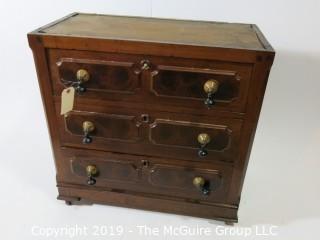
[76,85,86,93]
[82,121,95,144]
[87,177,96,185]
[86,165,98,186]
[198,148,208,157]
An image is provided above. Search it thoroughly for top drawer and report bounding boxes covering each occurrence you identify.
[48,49,253,113]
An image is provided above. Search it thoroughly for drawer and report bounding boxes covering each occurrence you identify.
[57,148,233,203]
[48,49,252,113]
[49,50,143,97]
[148,58,252,113]
[56,103,242,163]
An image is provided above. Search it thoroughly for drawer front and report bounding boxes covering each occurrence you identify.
[149,61,251,112]
[49,49,144,99]
[48,49,252,113]
[57,59,141,94]
[150,119,231,152]
[57,149,232,203]
[65,112,142,143]
[57,104,242,163]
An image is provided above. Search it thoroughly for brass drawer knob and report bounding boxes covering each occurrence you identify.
[197,133,210,157]
[204,79,219,94]
[197,133,211,145]
[193,176,210,195]
[76,69,90,82]
[203,79,219,108]
[86,165,98,185]
[75,69,90,93]
[82,121,95,144]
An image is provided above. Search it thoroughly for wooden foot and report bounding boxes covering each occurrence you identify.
[58,195,81,205]
[224,221,234,226]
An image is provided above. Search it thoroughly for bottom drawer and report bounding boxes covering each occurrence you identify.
[56,148,234,203]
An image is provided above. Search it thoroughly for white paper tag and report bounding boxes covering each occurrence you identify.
[60,87,75,115]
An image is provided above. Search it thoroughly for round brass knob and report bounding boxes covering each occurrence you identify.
[86,165,98,176]
[203,79,219,94]
[193,176,210,195]
[82,121,95,144]
[193,176,205,188]
[86,165,98,185]
[197,133,211,145]
[76,69,90,83]
[82,121,95,133]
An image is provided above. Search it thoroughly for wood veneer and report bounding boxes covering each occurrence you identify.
[29,13,275,223]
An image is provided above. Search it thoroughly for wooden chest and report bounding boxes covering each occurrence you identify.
[28,13,275,223]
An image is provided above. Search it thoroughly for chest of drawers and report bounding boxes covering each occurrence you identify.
[28,13,275,223]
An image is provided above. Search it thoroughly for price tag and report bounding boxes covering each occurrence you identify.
[60,87,75,115]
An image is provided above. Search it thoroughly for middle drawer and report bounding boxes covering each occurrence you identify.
[56,103,243,163]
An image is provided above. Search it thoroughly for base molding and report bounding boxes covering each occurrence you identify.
[57,186,238,223]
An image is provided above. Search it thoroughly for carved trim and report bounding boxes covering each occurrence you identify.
[57,57,142,94]
[148,119,232,152]
[156,65,236,75]
[70,157,140,183]
[148,164,222,191]
[64,111,141,143]
[150,65,240,103]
